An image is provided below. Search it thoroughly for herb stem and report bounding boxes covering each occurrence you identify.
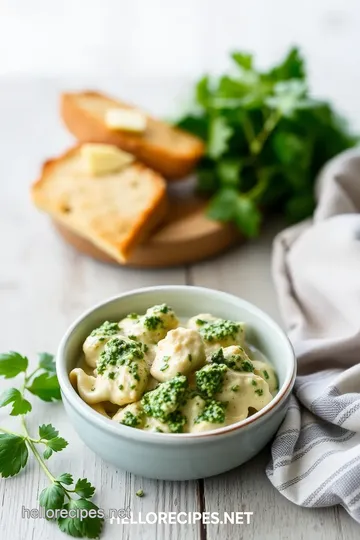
[20,415,56,484]
[0,426,22,437]
[250,110,281,155]
[25,367,40,385]
[243,113,255,145]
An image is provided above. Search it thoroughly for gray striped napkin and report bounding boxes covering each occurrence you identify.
[267,148,360,521]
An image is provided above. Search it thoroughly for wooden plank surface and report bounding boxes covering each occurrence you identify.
[0,77,359,540]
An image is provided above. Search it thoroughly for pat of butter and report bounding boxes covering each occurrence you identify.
[81,143,134,176]
[105,108,147,133]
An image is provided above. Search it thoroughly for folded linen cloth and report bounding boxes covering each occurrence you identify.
[267,148,360,521]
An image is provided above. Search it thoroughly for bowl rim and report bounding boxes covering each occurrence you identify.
[57,285,296,443]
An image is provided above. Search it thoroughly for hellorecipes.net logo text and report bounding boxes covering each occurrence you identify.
[22,506,254,525]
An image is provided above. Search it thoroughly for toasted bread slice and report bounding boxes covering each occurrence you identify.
[31,145,167,262]
[61,91,204,180]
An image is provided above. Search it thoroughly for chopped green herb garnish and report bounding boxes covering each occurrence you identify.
[195,400,227,424]
[160,364,169,372]
[141,376,188,422]
[160,355,170,372]
[255,388,264,396]
[155,304,170,314]
[196,319,206,326]
[199,319,240,343]
[167,410,186,433]
[108,372,116,380]
[231,385,240,392]
[121,411,143,428]
[118,384,124,390]
[210,348,225,364]
[90,321,119,338]
[251,380,257,387]
[196,364,227,398]
[240,360,254,372]
[263,370,269,380]
[97,338,144,384]
[143,316,163,331]
[127,313,139,319]
[128,335,137,341]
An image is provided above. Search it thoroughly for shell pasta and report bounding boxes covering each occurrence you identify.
[70,304,278,434]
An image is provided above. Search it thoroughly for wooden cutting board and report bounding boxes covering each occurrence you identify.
[53,191,240,268]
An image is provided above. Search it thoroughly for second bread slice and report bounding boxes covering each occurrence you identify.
[31,145,167,262]
[61,91,205,180]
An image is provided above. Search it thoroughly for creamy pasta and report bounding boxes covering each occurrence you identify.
[70,304,278,434]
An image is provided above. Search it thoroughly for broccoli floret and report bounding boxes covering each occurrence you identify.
[90,321,119,337]
[195,400,227,424]
[199,319,240,343]
[141,375,188,421]
[97,337,144,378]
[196,364,227,398]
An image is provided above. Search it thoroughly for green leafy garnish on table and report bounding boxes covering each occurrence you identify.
[177,47,357,236]
[0,351,104,538]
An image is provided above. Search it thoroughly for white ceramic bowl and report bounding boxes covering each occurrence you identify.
[57,286,296,480]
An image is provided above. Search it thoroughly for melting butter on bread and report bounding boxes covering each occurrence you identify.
[61,91,205,180]
[31,145,167,262]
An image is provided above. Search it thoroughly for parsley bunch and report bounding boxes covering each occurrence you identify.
[177,47,357,236]
[0,351,103,539]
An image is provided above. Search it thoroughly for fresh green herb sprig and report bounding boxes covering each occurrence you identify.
[0,351,103,539]
[177,47,357,236]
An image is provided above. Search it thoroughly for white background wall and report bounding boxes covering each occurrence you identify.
[1,0,360,125]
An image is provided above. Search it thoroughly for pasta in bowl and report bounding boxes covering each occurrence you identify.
[57,286,295,480]
[69,304,278,435]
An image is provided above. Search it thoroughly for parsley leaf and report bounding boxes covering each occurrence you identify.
[58,499,104,539]
[39,483,65,512]
[40,425,68,459]
[0,433,28,477]
[233,196,261,237]
[0,352,28,379]
[207,189,261,237]
[38,353,56,373]
[74,478,96,499]
[46,437,68,453]
[207,116,233,159]
[269,47,305,81]
[26,372,61,402]
[56,473,74,485]
[0,388,32,416]
[43,447,53,460]
[231,51,253,70]
[39,424,59,440]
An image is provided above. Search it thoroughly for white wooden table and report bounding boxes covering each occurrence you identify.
[0,77,358,540]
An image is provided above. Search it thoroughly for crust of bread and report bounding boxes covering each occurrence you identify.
[61,91,204,180]
[31,145,168,262]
